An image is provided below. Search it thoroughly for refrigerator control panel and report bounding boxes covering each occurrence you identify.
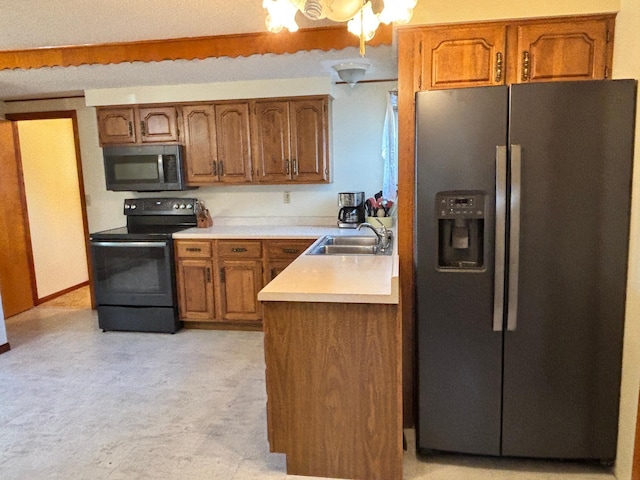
[437,192,485,219]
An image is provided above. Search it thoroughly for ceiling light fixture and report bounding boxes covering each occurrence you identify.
[262,0,418,56]
[333,62,370,87]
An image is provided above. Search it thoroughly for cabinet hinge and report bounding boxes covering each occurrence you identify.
[220,268,226,282]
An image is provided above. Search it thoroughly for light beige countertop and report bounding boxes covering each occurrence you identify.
[174,225,348,240]
[173,224,399,305]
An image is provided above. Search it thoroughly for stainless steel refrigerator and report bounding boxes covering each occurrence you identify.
[415,80,636,461]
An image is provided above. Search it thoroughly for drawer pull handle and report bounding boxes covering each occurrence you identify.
[495,52,503,83]
[282,248,300,254]
[206,267,211,283]
[186,247,202,252]
[522,50,530,82]
[231,247,247,253]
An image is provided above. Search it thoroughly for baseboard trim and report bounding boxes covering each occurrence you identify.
[0,342,10,355]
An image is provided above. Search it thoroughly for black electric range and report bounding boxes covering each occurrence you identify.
[89,198,197,333]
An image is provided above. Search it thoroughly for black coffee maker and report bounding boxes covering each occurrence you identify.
[337,192,365,228]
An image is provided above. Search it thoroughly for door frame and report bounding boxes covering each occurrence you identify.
[5,110,94,307]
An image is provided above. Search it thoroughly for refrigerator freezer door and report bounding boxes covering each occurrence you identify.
[415,86,508,455]
[502,80,636,460]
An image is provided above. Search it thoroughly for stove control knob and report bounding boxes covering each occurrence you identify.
[186,203,193,210]
[173,204,179,209]
[130,204,137,210]
[179,204,186,209]
[124,204,130,209]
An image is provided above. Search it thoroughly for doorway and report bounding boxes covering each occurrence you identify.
[3,111,91,311]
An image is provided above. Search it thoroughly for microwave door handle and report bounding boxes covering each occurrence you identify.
[157,155,165,183]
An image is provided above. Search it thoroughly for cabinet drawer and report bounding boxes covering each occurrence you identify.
[217,240,262,258]
[176,240,212,258]
[266,239,314,259]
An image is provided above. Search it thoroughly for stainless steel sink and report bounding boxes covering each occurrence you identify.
[321,236,379,247]
[307,235,392,256]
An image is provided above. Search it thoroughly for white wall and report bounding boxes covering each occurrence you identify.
[17,119,89,298]
[5,80,396,230]
[611,1,640,478]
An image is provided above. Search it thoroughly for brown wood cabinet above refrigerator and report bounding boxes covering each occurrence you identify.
[415,14,615,91]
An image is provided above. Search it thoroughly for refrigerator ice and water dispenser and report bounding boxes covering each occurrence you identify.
[436,191,485,270]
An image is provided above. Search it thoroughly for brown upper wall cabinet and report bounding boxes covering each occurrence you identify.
[181,102,253,185]
[252,96,330,184]
[416,14,615,90]
[97,105,180,145]
[96,95,331,185]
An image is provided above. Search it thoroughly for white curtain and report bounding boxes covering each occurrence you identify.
[382,91,398,202]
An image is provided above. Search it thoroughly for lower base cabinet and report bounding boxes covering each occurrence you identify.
[263,301,402,480]
[175,238,313,327]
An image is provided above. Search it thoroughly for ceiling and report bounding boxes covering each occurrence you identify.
[0,0,398,101]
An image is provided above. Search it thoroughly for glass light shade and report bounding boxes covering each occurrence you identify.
[323,0,365,22]
[379,0,416,25]
[347,1,379,41]
[263,0,299,32]
[333,62,370,87]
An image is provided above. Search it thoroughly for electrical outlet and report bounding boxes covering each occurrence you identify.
[283,191,291,204]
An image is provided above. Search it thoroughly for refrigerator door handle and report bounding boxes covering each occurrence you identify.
[493,146,508,331]
[507,144,522,331]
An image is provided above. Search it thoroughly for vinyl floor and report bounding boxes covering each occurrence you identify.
[0,289,616,479]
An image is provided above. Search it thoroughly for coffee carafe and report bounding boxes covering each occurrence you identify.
[337,192,365,228]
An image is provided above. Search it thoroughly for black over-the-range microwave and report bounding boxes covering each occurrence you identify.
[103,144,196,192]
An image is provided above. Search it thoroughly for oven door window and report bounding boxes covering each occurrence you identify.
[91,240,175,307]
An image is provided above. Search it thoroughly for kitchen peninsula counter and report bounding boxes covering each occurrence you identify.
[175,223,402,480]
[174,224,399,305]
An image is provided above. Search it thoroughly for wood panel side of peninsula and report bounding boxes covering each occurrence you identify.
[263,301,402,480]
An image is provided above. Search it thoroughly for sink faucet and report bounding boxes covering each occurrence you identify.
[357,220,392,251]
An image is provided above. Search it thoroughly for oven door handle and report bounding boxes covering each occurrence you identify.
[92,241,168,248]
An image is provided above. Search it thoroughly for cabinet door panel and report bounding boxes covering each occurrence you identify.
[516,19,611,83]
[253,101,290,183]
[215,103,253,183]
[290,98,328,183]
[423,25,507,89]
[220,260,262,321]
[183,105,218,183]
[97,107,136,145]
[138,106,179,143]
[177,259,215,321]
